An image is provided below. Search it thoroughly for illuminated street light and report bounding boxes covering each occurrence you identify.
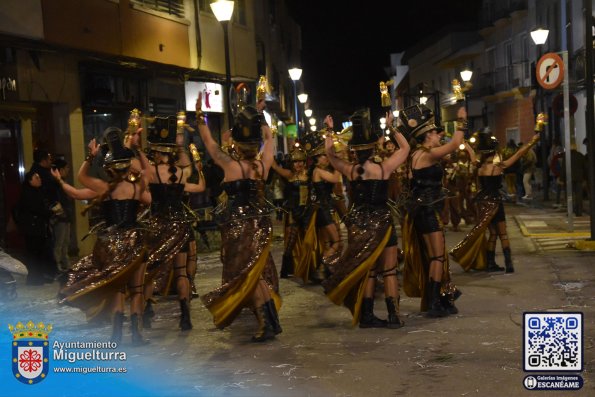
[460,69,473,83]
[298,93,308,103]
[530,28,549,45]
[288,68,303,138]
[210,0,235,128]
[304,109,313,118]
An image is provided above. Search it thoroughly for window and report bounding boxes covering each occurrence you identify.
[505,127,519,144]
[198,0,213,15]
[234,0,247,26]
[131,0,185,18]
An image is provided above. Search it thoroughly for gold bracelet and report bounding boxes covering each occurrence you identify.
[196,111,206,126]
[454,118,468,132]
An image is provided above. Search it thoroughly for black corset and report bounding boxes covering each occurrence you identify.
[101,199,139,228]
[351,179,389,206]
[149,183,185,214]
[222,179,261,207]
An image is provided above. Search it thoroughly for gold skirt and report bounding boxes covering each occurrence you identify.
[59,227,146,322]
[201,215,280,329]
[322,206,392,326]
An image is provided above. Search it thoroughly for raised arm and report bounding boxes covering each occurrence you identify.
[325,135,352,177]
[196,93,232,168]
[316,168,342,184]
[259,98,274,171]
[463,140,477,163]
[51,168,98,200]
[501,133,540,169]
[428,106,465,160]
[382,112,410,174]
[77,139,109,194]
[271,159,293,179]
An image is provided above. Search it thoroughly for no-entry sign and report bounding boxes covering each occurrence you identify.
[536,53,564,90]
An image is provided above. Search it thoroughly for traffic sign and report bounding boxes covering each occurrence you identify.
[536,53,564,90]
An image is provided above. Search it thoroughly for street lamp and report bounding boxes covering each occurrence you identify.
[460,69,473,83]
[298,93,308,104]
[289,67,303,138]
[531,26,550,201]
[304,109,313,118]
[210,0,235,129]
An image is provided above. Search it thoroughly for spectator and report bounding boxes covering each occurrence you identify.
[50,159,74,271]
[562,143,586,216]
[521,146,537,200]
[15,171,55,284]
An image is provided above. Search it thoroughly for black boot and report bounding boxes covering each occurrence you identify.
[486,250,504,272]
[503,247,515,273]
[265,300,283,335]
[130,314,149,346]
[142,299,155,329]
[440,293,459,315]
[111,312,124,344]
[280,253,294,278]
[179,299,192,331]
[252,304,276,342]
[426,280,449,318]
[385,297,405,329]
[359,297,387,328]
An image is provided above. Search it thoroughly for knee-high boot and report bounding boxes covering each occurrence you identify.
[359,297,387,328]
[179,299,192,331]
[280,253,294,278]
[142,299,155,329]
[264,300,283,335]
[486,250,504,272]
[503,247,514,273]
[385,297,404,329]
[111,312,124,344]
[426,280,449,318]
[130,314,149,346]
[252,304,275,342]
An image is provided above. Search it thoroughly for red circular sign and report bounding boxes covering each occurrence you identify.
[536,53,565,90]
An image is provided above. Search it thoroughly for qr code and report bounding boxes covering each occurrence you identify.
[524,312,582,371]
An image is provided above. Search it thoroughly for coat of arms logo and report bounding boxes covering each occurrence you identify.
[8,320,52,385]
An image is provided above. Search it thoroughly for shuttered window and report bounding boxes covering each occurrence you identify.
[131,0,185,18]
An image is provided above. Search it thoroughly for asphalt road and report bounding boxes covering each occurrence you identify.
[2,203,593,397]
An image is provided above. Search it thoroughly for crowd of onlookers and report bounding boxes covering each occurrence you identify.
[502,137,590,217]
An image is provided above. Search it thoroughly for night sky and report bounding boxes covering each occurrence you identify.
[286,0,482,121]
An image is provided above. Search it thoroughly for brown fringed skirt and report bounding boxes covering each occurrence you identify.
[201,215,280,329]
[59,227,146,322]
[144,215,192,294]
[449,200,500,271]
[322,206,393,326]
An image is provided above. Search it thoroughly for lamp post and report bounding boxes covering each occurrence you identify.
[288,67,303,138]
[304,109,313,118]
[210,0,235,129]
[460,68,473,130]
[531,27,550,201]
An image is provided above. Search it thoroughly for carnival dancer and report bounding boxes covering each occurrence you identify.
[302,122,343,282]
[270,147,312,279]
[142,114,205,331]
[450,116,544,273]
[322,109,409,328]
[197,95,281,342]
[400,104,464,318]
[59,129,150,345]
